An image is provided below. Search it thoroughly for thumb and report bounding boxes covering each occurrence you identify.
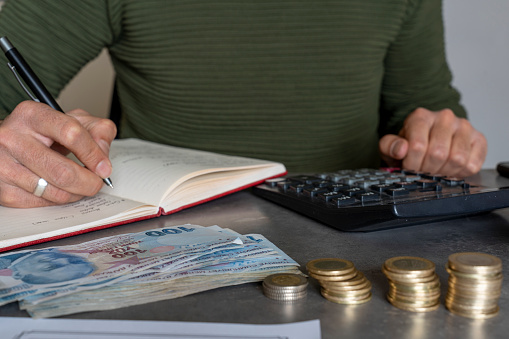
[379,134,408,165]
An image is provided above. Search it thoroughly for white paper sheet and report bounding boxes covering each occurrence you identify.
[1,317,321,339]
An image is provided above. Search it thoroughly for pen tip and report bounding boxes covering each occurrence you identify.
[103,177,114,189]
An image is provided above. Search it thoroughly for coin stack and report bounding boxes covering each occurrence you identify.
[383,256,441,312]
[306,258,372,305]
[445,252,503,319]
[262,273,308,302]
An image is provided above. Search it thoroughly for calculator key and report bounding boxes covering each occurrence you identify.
[277,181,292,191]
[358,180,380,189]
[423,173,445,181]
[318,191,345,202]
[303,187,329,198]
[330,183,350,192]
[370,184,393,193]
[265,178,287,187]
[332,195,357,207]
[416,179,438,188]
[382,177,401,185]
[290,175,322,185]
[442,177,465,186]
[403,175,421,182]
[345,187,366,196]
[359,192,381,203]
[395,181,418,190]
[288,184,312,194]
[385,187,410,197]
[316,180,332,188]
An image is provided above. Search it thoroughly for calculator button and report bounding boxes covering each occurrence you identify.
[359,192,381,202]
[265,178,286,187]
[395,181,418,190]
[303,187,329,198]
[277,181,292,191]
[345,187,366,196]
[330,183,350,192]
[332,195,357,207]
[370,184,392,193]
[318,192,345,202]
[386,187,410,197]
[441,177,465,186]
[416,179,438,188]
[288,184,312,194]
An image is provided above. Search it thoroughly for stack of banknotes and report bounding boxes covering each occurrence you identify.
[0,224,301,318]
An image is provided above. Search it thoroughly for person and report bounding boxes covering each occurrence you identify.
[0,249,96,284]
[0,0,487,208]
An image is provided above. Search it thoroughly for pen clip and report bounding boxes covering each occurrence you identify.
[7,62,40,102]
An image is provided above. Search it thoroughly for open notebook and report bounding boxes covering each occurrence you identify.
[0,139,286,252]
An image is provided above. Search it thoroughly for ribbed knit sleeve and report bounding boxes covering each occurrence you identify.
[379,0,467,136]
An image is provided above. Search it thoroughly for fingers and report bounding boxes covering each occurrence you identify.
[380,108,487,177]
[379,134,408,167]
[0,101,116,207]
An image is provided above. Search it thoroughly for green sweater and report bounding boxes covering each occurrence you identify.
[0,0,465,172]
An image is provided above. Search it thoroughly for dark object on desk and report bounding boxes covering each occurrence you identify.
[496,162,509,178]
[252,168,509,232]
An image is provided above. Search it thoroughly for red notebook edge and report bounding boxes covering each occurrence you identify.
[0,170,287,253]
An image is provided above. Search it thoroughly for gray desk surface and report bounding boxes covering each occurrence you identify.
[1,170,509,339]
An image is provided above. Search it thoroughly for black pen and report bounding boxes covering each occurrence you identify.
[0,36,113,188]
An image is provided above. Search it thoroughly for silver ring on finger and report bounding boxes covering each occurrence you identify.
[33,178,48,197]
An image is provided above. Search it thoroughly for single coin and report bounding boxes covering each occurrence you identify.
[321,283,372,297]
[306,258,355,276]
[388,287,441,300]
[448,252,502,275]
[309,270,358,282]
[263,273,308,288]
[322,290,372,305]
[320,272,366,287]
[382,267,437,283]
[446,266,503,280]
[321,279,371,292]
[445,304,499,319]
[386,294,440,312]
[448,274,503,288]
[388,277,440,292]
[384,257,435,277]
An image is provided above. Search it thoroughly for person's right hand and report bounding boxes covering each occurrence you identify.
[0,101,117,208]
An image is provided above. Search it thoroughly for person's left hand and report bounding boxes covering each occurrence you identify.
[379,107,487,177]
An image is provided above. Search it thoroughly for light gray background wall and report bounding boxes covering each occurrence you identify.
[443,0,509,168]
[2,1,508,168]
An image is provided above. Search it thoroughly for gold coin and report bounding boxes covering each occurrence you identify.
[447,285,502,298]
[389,287,441,299]
[321,283,372,297]
[448,252,502,275]
[382,267,437,283]
[446,267,503,281]
[389,277,440,292]
[322,278,371,292]
[306,258,355,276]
[448,275,503,288]
[386,293,440,312]
[319,272,366,286]
[322,290,372,304]
[384,256,435,277]
[263,273,308,288]
[309,270,358,282]
[446,304,499,319]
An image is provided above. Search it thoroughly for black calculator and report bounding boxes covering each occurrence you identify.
[252,168,509,231]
